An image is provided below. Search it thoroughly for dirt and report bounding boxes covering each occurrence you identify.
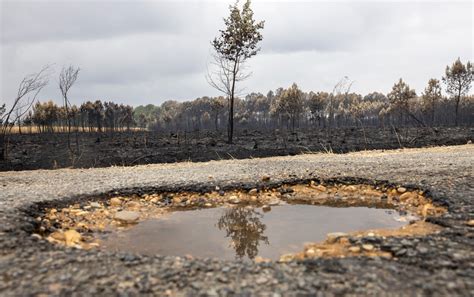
[1,126,472,171]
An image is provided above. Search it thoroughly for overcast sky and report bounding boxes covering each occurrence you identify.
[1,0,472,107]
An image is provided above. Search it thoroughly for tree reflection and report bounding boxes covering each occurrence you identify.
[216,207,269,260]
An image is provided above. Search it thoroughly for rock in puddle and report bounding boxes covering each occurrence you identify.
[114,211,140,223]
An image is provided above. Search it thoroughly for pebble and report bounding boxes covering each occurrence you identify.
[63,229,81,246]
[249,188,258,196]
[109,197,122,206]
[400,192,416,201]
[362,244,374,251]
[305,248,316,257]
[126,201,140,208]
[262,205,271,212]
[229,196,240,204]
[204,203,213,207]
[326,232,348,244]
[397,187,407,193]
[90,202,101,208]
[114,211,140,223]
[466,220,474,227]
[31,234,42,240]
[261,175,270,182]
[349,246,361,253]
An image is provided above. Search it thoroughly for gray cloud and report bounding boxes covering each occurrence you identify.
[1,0,472,108]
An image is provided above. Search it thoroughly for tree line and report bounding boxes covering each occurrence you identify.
[19,100,134,133]
[134,62,473,134]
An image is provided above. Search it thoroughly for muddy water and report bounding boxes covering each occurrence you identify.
[101,205,407,260]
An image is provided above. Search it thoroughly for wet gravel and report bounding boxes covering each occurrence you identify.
[0,145,473,296]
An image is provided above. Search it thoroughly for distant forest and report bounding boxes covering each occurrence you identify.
[15,78,473,134]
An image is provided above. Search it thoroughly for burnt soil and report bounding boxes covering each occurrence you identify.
[0,145,473,296]
[1,126,472,171]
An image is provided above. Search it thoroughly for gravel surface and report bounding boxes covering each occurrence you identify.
[0,145,473,296]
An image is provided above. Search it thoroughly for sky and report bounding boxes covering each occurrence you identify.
[1,0,472,107]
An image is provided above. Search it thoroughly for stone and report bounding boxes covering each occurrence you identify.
[362,244,374,251]
[397,187,407,193]
[204,203,213,207]
[262,205,271,212]
[31,233,42,240]
[305,248,316,257]
[74,211,88,216]
[172,197,182,204]
[126,201,140,209]
[400,192,416,201]
[348,246,361,253]
[326,232,348,244]
[249,188,258,196]
[279,254,294,262]
[229,196,240,204]
[109,197,122,206]
[90,202,101,208]
[64,229,81,246]
[114,211,140,223]
[261,175,270,182]
[466,220,474,227]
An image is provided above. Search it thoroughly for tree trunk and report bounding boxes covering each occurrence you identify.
[455,93,460,127]
[228,58,238,144]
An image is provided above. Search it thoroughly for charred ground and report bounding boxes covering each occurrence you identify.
[1,126,472,171]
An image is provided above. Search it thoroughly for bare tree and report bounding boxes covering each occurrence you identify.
[1,66,50,160]
[327,76,353,136]
[59,65,80,161]
[207,0,264,143]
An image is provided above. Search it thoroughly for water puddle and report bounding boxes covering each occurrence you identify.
[100,205,407,260]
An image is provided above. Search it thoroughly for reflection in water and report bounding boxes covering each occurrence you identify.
[100,205,407,260]
[216,207,269,259]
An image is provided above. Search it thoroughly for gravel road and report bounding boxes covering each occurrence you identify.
[0,145,473,296]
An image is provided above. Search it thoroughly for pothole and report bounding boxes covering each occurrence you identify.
[35,181,447,262]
